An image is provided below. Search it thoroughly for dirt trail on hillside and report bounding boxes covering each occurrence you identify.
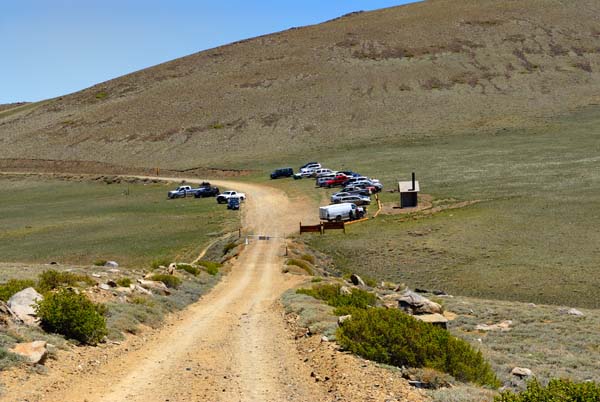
[2,175,424,402]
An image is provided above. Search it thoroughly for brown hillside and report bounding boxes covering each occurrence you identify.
[1,0,600,170]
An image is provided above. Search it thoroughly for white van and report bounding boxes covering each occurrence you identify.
[319,203,365,222]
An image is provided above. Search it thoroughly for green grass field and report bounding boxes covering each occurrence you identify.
[0,177,237,267]
[264,107,600,309]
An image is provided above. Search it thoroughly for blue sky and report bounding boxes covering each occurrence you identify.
[0,1,416,104]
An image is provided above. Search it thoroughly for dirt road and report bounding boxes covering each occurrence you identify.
[4,178,328,401]
[2,175,423,402]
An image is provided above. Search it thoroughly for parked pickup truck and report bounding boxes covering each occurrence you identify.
[168,185,199,199]
[216,191,246,204]
[319,203,365,222]
[193,184,220,198]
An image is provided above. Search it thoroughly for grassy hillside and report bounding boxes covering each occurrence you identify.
[295,107,600,308]
[1,0,600,170]
[0,176,237,266]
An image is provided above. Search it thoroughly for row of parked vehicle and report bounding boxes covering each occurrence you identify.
[167,183,245,210]
[270,162,383,222]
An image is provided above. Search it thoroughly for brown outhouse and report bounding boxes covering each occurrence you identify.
[398,173,420,208]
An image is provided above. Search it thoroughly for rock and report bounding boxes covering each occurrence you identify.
[350,274,365,287]
[104,261,119,268]
[567,308,584,316]
[98,284,111,291]
[511,367,533,378]
[394,290,443,315]
[10,341,48,365]
[321,336,329,342]
[0,301,22,326]
[339,286,352,296]
[7,288,43,326]
[137,279,170,295]
[133,285,152,295]
[115,287,132,294]
[476,320,513,332]
[168,263,177,275]
[108,268,120,273]
[106,280,117,288]
[414,313,449,329]
[338,315,352,325]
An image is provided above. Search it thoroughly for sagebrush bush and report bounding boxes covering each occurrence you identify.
[495,378,600,401]
[337,308,499,387]
[197,261,221,276]
[38,270,95,292]
[36,290,107,345]
[93,259,107,266]
[287,259,314,275]
[177,263,200,276]
[116,277,132,287]
[300,254,316,264]
[297,284,377,312]
[311,277,323,283]
[149,274,182,289]
[151,258,171,270]
[0,279,37,301]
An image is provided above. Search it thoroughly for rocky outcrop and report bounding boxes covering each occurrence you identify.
[349,274,365,287]
[7,288,43,326]
[137,279,170,295]
[387,290,443,315]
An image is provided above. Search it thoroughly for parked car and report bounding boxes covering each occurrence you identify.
[168,185,200,199]
[270,167,294,179]
[227,197,240,210]
[314,168,335,178]
[332,194,371,206]
[337,170,361,178]
[299,162,319,170]
[352,179,383,192]
[340,186,372,196]
[193,183,220,198]
[293,171,313,180]
[316,174,337,187]
[299,163,321,175]
[216,191,246,204]
[323,174,350,188]
[319,203,365,222]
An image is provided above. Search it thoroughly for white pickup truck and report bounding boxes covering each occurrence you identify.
[167,185,197,199]
[216,190,246,204]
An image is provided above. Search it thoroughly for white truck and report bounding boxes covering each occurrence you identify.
[167,185,197,199]
[216,190,246,204]
[319,203,365,222]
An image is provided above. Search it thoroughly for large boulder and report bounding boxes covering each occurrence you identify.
[104,261,119,269]
[395,290,443,315]
[350,274,365,287]
[10,341,48,364]
[7,288,43,326]
[511,367,533,378]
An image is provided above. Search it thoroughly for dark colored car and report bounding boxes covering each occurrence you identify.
[227,197,240,210]
[194,185,220,198]
[270,167,294,179]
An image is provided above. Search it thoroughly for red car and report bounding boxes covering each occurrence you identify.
[323,174,350,188]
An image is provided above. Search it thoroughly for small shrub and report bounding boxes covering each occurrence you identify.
[495,378,600,401]
[116,277,132,287]
[0,279,37,301]
[93,259,107,266]
[297,284,377,312]
[177,263,201,276]
[337,308,499,387]
[38,270,95,292]
[362,275,378,288]
[36,290,107,345]
[150,258,171,270]
[95,91,108,99]
[149,274,182,289]
[311,277,323,283]
[286,259,314,275]
[197,260,221,276]
[300,254,316,264]
[223,242,237,255]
